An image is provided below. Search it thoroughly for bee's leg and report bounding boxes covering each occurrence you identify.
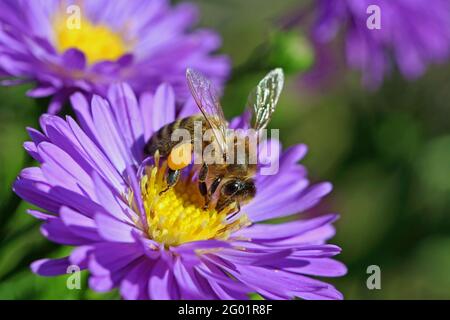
[159,168,180,195]
[210,176,222,197]
[227,201,241,220]
[198,163,209,207]
[204,176,223,210]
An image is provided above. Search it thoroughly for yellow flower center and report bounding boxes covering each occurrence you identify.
[53,15,129,65]
[129,159,250,247]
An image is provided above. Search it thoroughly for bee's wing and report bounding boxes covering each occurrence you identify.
[186,68,228,153]
[246,68,284,131]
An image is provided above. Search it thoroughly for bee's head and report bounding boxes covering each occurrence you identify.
[216,178,256,211]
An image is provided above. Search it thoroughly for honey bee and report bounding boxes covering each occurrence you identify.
[144,68,284,215]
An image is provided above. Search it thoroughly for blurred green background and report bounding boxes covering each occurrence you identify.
[1,0,450,299]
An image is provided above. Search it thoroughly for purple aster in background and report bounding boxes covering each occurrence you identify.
[0,0,229,113]
[14,82,346,300]
[291,0,450,88]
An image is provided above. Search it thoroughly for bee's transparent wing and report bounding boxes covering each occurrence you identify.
[246,68,284,131]
[186,68,228,152]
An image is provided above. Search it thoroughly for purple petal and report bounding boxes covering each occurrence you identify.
[95,212,139,243]
[148,257,179,300]
[107,83,144,162]
[61,48,87,70]
[235,214,338,240]
[151,83,176,131]
[31,257,71,276]
[120,260,153,300]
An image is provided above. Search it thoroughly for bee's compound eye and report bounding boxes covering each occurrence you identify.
[223,181,241,196]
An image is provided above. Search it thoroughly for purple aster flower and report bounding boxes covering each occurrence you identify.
[295,0,450,88]
[13,82,346,300]
[0,0,229,113]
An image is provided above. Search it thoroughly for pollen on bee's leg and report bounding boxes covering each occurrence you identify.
[168,143,192,171]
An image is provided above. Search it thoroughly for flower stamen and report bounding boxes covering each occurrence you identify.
[129,160,250,247]
[53,14,129,65]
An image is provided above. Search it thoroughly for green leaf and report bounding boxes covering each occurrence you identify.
[266,31,314,74]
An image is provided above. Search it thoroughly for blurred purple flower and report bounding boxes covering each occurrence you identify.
[299,0,450,88]
[0,0,229,113]
[14,82,346,300]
